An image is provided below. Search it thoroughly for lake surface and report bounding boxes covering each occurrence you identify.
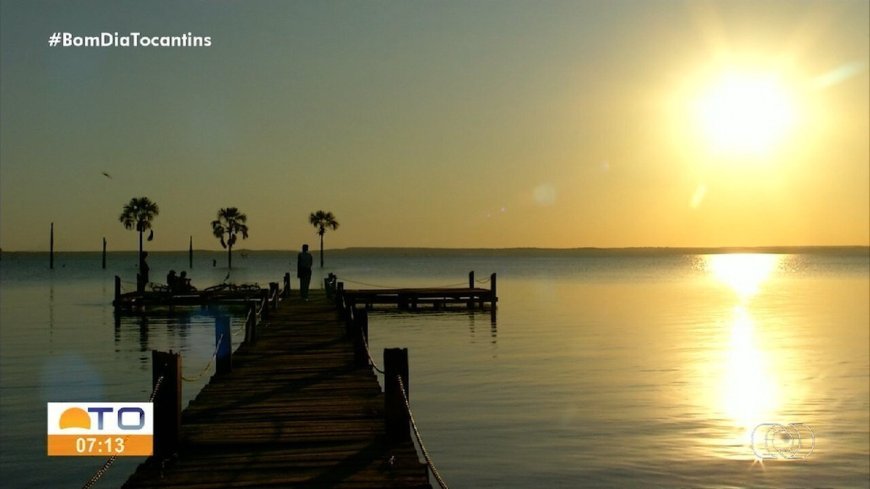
[1,248,868,488]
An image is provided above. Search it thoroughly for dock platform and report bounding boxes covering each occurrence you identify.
[340,272,497,311]
[122,291,431,489]
[344,288,495,310]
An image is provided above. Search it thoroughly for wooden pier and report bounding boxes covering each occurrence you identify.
[122,290,432,489]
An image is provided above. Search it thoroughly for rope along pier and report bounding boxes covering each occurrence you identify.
[349,298,448,488]
[399,376,448,489]
[354,312,448,489]
[355,320,446,488]
[80,375,165,489]
[337,283,454,489]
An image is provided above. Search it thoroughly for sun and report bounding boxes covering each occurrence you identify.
[694,71,797,155]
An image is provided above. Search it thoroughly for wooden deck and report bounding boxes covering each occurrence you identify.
[343,287,496,310]
[123,291,431,489]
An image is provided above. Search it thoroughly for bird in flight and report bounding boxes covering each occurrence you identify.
[101,171,112,179]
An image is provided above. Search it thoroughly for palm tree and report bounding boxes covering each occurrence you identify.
[211,207,249,269]
[309,210,339,268]
[119,197,159,291]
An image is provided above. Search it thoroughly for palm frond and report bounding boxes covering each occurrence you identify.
[120,197,159,232]
[213,207,249,252]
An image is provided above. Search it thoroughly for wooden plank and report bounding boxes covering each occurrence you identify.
[123,290,431,489]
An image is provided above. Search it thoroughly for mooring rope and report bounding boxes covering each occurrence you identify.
[80,375,166,489]
[119,280,137,293]
[336,278,399,289]
[232,319,247,337]
[181,334,224,382]
[358,326,385,375]
[396,375,448,489]
[430,280,470,289]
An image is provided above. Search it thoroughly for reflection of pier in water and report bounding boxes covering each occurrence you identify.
[113,307,247,356]
[370,308,498,346]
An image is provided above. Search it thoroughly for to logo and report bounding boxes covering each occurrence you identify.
[751,423,815,460]
[47,403,153,456]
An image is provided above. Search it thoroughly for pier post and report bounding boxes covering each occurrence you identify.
[245,303,258,344]
[353,308,369,368]
[102,237,107,269]
[336,282,345,312]
[283,272,291,298]
[261,298,269,321]
[384,348,410,444]
[215,316,232,374]
[324,273,337,300]
[270,282,279,309]
[114,275,121,304]
[152,350,181,459]
[344,298,354,325]
[468,271,475,309]
[489,272,497,310]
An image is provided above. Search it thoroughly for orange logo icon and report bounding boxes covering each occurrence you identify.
[58,407,91,430]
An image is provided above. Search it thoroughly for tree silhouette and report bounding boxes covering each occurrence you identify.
[309,210,339,268]
[119,197,159,291]
[211,207,249,269]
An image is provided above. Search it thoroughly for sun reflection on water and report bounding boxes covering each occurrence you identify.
[703,254,788,458]
[720,306,779,428]
[707,253,779,301]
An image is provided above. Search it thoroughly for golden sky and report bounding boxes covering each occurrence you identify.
[1,1,867,251]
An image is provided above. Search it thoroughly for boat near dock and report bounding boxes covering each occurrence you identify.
[112,274,289,312]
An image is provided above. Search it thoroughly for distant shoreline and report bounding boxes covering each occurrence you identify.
[2,245,868,256]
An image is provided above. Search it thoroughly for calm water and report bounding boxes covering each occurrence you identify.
[1,249,868,488]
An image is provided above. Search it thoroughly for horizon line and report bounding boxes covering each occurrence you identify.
[2,244,868,254]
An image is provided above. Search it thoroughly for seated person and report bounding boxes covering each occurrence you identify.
[178,271,194,293]
[166,270,178,293]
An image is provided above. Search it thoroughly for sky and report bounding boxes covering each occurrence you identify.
[1,0,867,251]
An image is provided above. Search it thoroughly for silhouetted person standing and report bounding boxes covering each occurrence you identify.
[297,244,313,301]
